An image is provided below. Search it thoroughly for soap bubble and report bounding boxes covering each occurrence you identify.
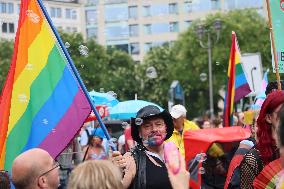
[135,118,143,126]
[65,42,70,48]
[196,153,207,163]
[78,45,89,57]
[198,167,206,174]
[146,66,157,79]
[18,94,28,103]
[200,73,207,82]
[26,10,40,23]
[121,122,128,128]
[42,118,49,125]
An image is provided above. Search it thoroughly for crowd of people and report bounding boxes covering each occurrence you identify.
[3,81,284,189]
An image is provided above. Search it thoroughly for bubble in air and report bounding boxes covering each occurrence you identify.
[26,10,40,23]
[198,167,206,174]
[65,42,70,48]
[146,66,157,79]
[78,45,89,57]
[199,73,207,82]
[196,153,207,163]
[18,94,28,103]
[42,118,49,125]
[25,63,33,71]
[121,122,128,128]
[135,118,143,126]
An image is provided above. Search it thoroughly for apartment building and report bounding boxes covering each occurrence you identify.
[85,0,265,62]
[0,0,85,40]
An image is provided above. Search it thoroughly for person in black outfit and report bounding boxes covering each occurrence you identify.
[112,105,176,189]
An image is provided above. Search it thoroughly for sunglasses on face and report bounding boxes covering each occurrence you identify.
[38,161,61,178]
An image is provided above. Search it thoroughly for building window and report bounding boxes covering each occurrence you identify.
[184,1,192,13]
[152,23,168,34]
[50,7,62,18]
[144,24,151,34]
[144,42,152,52]
[184,20,192,28]
[2,22,7,33]
[211,0,221,10]
[9,23,14,33]
[87,0,99,5]
[129,24,138,37]
[105,4,128,22]
[86,10,97,24]
[0,2,6,13]
[169,3,178,14]
[128,6,138,19]
[8,3,13,14]
[72,10,77,19]
[105,25,129,39]
[17,4,20,14]
[66,8,71,19]
[169,22,179,32]
[143,5,151,17]
[87,28,97,39]
[130,43,140,55]
[72,27,77,33]
[2,22,14,33]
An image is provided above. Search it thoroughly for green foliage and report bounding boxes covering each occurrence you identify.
[60,32,137,101]
[140,10,270,118]
[0,39,13,92]
[136,43,177,107]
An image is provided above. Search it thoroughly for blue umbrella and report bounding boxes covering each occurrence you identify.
[89,90,119,107]
[109,100,163,120]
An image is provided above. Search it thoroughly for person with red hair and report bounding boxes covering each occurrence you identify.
[239,90,284,189]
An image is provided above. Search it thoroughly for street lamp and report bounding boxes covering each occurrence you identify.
[250,66,257,92]
[195,19,222,119]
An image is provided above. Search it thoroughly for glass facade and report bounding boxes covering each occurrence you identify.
[129,6,138,19]
[224,0,262,10]
[129,24,139,37]
[86,9,97,24]
[87,27,97,38]
[144,24,151,34]
[169,22,179,32]
[2,22,14,33]
[0,2,14,14]
[184,0,221,13]
[144,42,152,52]
[105,24,128,39]
[169,3,178,14]
[50,7,62,18]
[105,4,128,22]
[130,43,140,54]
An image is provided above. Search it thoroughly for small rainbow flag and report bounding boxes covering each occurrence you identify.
[0,0,91,170]
[223,32,251,126]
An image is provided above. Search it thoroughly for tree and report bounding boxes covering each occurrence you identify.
[60,32,137,101]
[174,10,270,118]
[139,10,271,118]
[136,43,177,108]
[0,39,13,92]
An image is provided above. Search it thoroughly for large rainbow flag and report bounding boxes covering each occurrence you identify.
[0,0,91,170]
[223,32,251,126]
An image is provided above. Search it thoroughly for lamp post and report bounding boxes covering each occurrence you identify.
[250,66,257,92]
[195,19,222,120]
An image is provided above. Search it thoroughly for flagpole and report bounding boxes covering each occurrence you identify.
[265,0,281,90]
[36,0,115,150]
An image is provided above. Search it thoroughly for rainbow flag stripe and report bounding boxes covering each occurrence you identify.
[223,32,251,126]
[0,0,91,170]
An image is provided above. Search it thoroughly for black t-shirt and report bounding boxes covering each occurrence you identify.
[146,155,173,189]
